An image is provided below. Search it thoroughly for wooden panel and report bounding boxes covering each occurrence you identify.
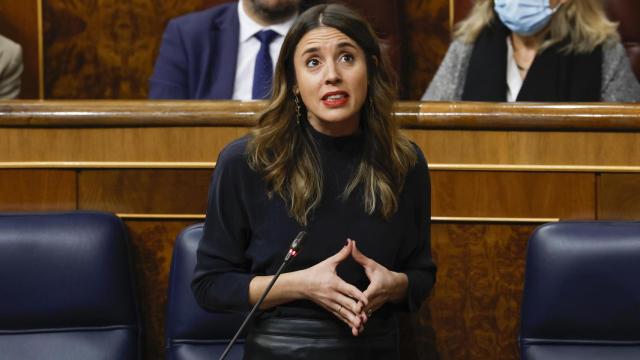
[598,173,640,219]
[4,127,640,167]
[0,126,245,162]
[407,129,640,166]
[431,171,596,219]
[42,1,209,99]
[426,223,536,360]
[453,0,474,24]
[78,169,211,213]
[404,0,451,99]
[125,220,196,360]
[3,100,639,165]
[5,127,637,167]
[0,169,76,210]
[0,1,40,99]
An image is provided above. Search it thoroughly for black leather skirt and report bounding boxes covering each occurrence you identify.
[244,314,399,360]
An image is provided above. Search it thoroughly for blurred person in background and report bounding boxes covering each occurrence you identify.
[422,0,640,102]
[0,33,22,99]
[149,0,302,100]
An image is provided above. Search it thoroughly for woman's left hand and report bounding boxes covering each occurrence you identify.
[350,239,408,317]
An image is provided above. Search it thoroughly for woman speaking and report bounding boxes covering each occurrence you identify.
[192,4,436,359]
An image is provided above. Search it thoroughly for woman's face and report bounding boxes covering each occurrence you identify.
[293,26,368,137]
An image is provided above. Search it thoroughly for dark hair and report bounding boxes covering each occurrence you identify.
[247,4,416,225]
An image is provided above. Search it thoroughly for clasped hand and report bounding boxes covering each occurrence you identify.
[298,238,407,336]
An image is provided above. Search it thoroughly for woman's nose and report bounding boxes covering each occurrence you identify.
[324,62,342,85]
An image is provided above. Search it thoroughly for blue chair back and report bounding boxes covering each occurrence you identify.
[520,221,640,360]
[165,223,245,360]
[0,211,141,359]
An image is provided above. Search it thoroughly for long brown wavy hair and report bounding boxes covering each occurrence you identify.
[247,4,417,226]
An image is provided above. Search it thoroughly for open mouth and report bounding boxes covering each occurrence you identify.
[321,91,349,107]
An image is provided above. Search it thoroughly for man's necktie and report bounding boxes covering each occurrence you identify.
[252,30,279,100]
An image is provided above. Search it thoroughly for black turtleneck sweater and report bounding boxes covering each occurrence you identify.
[192,125,436,318]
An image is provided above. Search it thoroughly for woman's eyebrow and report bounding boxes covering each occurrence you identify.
[300,41,358,57]
[300,46,320,57]
[336,41,357,50]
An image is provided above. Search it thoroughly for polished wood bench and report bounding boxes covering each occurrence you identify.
[2,100,640,359]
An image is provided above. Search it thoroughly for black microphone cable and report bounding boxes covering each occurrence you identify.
[218,230,307,360]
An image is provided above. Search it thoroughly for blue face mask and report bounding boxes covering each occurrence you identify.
[494,0,561,36]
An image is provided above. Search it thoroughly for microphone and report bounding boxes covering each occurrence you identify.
[218,231,307,360]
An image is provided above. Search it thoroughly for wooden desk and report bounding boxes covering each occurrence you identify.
[2,100,640,359]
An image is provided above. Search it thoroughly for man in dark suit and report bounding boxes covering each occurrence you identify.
[149,0,301,99]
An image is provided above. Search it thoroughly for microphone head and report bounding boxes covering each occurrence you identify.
[290,231,307,252]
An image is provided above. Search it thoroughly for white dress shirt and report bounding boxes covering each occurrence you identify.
[232,0,296,100]
[506,36,524,102]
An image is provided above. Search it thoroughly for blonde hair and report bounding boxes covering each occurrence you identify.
[454,0,619,53]
[247,4,417,226]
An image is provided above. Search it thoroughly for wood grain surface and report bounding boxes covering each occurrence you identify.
[597,173,640,219]
[0,169,76,210]
[42,0,211,98]
[0,126,244,162]
[78,169,211,214]
[431,171,595,219]
[403,0,451,99]
[428,222,536,360]
[125,219,197,360]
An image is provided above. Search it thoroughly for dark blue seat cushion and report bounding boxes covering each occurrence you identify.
[520,221,640,359]
[0,211,140,359]
[165,223,245,360]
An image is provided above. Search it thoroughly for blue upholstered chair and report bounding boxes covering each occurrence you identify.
[519,221,640,360]
[165,223,245,360]
[0,211,141,359]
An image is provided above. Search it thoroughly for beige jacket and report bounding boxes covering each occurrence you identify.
[0,34,23,99]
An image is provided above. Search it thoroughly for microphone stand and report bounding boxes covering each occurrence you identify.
[218,231,307,360]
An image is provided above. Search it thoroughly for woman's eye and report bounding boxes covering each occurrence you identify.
[339,54,354,63]
[306,58,320,68]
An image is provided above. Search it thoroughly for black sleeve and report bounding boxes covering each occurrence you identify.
[399,147,437,312]
[191,140,254,312]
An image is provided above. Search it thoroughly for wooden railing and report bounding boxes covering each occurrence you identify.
[2,100,640,360]
[2,100,640,129]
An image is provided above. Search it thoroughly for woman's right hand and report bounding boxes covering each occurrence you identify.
[296,240,368,336]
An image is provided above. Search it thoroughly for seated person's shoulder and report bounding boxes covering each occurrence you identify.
[601,38,625,54]
[0,34,22,59]
[448,38,474,55]
[168,2,237,34]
